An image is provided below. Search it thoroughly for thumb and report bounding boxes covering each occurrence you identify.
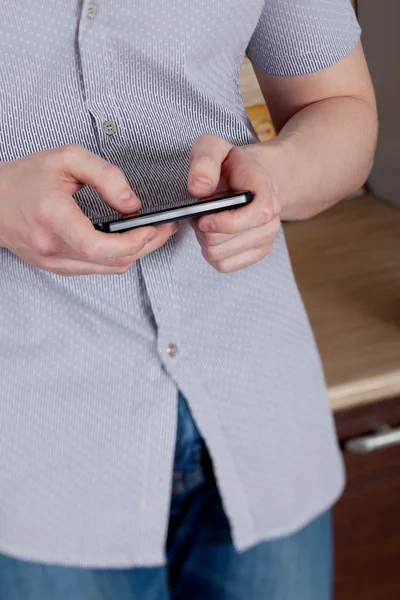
[188,135,233,198]
[58,145,141,214]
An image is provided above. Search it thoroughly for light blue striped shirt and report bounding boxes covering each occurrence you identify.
[0,0,360,567]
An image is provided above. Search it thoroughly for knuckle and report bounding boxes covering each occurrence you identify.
[58,144,82,162]
[259,204,272,224]
[272,196,282,217]
[201,246,216,263]
[202,245,219,262]
[126,242,146,257]
[32,234,58,257]
[78,239,101,261]
[192,152,219,172]
[270,217,281,236]
[107,256,132,268]
[134,237,148,252]
[114,265,131,275]
[214,260,229,274]
[261,243,274,256]
[50,144,84,171]
[101,163,123,183]
[35,258,53,271]
[39,150,57,168]
[35,205,53,228]
[202,232,218,246]
[157,227,173,246]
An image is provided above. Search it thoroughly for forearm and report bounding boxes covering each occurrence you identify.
[269,95,378,220]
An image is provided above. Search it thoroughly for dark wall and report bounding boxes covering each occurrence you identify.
[359,1,400,205]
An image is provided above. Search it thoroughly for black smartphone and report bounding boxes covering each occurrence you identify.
[94,191,253,233]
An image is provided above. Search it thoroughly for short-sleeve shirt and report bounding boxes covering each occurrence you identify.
[0,0,360,567]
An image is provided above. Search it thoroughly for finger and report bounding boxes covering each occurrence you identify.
[210,247,267,274]
[198,191,280,235]
[195,230,236,248]
[81,221,177,265]
[188,135,232,198]
[189,219,235,247]
[41,223,178,273]
[112,221,178,263]
[36,257,134,276]
[56,145,141,214]
[99,222,178,267]
[201,218,280,264]
[50,195,160,262]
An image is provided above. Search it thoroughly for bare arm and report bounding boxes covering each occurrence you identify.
[253,42,378,220]
[184,44,378,274]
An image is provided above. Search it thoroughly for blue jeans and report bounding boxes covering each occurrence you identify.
[0,394,333,600]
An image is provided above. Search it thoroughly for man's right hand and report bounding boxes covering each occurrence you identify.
[0,145,177,275]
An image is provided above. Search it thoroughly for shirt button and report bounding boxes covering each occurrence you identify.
[87,3,97,18]
[103,120,117,136]
[167,343,178,358]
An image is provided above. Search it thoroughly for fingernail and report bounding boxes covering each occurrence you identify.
[120,190,134,204]
[171,222,179,234]
[191,177,212,191]
[201,219,215,232]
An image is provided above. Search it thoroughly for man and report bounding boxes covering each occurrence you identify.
[0,1,377,598]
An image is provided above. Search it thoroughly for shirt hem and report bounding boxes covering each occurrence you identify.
[249,24,361,77]
[233,474,345,554]
[0,477,344,569]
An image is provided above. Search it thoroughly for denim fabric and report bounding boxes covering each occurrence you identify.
[0,394,333,600]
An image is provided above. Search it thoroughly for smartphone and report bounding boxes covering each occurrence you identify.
[94,190,253,233]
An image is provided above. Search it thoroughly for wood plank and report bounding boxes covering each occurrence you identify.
[284,195,400,411]
[245,104,275,141]
[240,58,265,108]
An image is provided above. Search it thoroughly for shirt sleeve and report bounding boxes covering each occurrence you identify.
[246,0,361,76]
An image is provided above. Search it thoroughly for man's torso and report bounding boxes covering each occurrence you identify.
[0,0,347,567]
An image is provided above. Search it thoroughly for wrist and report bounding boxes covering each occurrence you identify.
[258,130,327,221]
[253,137,294,219]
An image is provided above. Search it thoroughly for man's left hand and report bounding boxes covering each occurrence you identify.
[188,134,281,273]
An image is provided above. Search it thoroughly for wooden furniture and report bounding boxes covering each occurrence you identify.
[334,398,400,600]
[240,58,275,141]
[284,195,400,599]
[285,195,400,412]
